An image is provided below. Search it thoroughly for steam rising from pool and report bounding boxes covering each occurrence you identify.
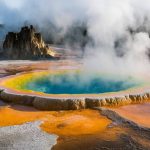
[22,73,140,94]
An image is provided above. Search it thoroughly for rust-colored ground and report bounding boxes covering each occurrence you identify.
[41,109,111,136]
[0,103,150,150]
[0,104,128,150]
[0,105,49,126]
[0,104,111,136]
[111,102,150,128]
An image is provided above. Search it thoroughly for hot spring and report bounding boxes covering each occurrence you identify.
[0,70,149,110]
[18,71,141,95]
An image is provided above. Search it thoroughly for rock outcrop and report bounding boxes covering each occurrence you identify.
[2,25,56,59]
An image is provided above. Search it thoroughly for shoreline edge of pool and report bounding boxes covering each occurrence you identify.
[0,70,150,110]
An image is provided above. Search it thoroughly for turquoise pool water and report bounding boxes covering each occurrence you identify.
[22,73,140,94]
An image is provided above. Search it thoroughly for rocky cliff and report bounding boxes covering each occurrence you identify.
[2,25,56,59]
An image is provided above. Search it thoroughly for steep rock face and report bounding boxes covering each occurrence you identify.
[3,25,56,59]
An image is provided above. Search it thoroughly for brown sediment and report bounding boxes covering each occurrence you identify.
[52,125,150,150]
[52,127,128,150]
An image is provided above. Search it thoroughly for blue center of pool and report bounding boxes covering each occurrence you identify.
[23,73,140,94]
